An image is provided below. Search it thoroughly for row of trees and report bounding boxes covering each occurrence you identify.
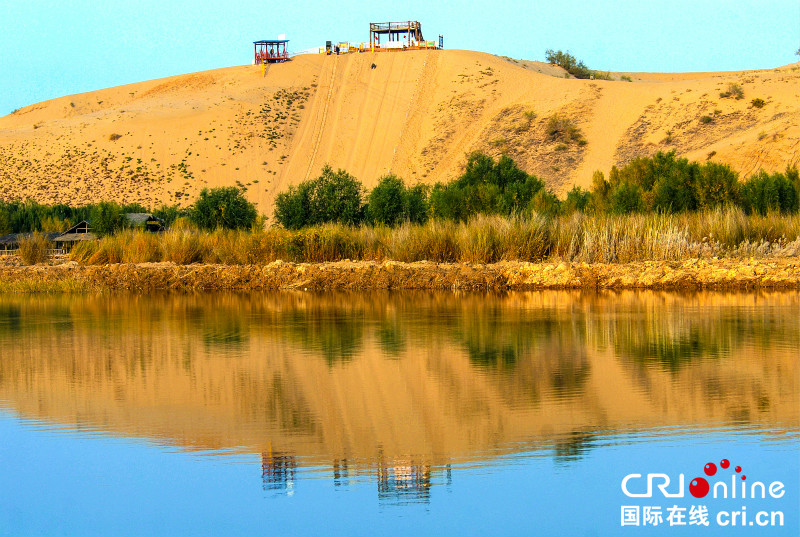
[272,152,798,228]
[589,152,799,215]
[3,153,798,235]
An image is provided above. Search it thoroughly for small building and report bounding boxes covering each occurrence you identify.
[124,213,165,232]
[254,39,289,64]
[53,221,97,253]
[0,232,60,256]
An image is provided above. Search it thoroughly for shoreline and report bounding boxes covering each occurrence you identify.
[1,257,799,292]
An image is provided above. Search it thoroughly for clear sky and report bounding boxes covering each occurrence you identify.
[1,0,798,116]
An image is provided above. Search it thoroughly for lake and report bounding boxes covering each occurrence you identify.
[0,290,797,536]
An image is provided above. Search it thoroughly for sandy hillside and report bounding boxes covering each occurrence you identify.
[0,50,797,215]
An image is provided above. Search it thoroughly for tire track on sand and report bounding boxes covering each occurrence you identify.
[304,56,338,181]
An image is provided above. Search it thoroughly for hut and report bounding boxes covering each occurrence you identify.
[0,232,60,256]
[53,221,97,253]
[124,213,165,232]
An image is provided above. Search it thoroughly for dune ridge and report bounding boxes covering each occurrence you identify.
[1,50,797,215]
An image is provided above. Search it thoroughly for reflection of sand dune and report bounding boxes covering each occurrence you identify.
[0,291,797,468]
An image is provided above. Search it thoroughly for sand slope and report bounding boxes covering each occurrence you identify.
[0,50,797,215]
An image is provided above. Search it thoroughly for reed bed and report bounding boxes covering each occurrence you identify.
[66,208,800,266]
[18,232,52,265]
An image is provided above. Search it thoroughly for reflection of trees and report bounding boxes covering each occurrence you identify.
[553,431,597,464]
[603,295,800,372]
[284,305,364,365]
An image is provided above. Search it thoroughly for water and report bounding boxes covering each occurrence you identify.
[0,290,797,536]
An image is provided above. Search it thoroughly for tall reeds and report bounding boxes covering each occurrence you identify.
[64,207,799,266]
[18,232,52,265]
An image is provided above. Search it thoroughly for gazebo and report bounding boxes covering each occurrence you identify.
[254,39,289,64]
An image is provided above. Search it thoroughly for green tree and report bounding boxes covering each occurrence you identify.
[0,203,11,234]
[739,170,799,215]
[429,153,546,220]
[563,186,592,213]
[190,187,258,230]
[274,165,365,228]
[90,201,125,235]
[305,165,364,226]
[695,162,739,209]
[609,181,645,214]
[367,174,406,225]
[366,175,429,226]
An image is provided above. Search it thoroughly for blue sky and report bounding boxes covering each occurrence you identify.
[1,0,798,116]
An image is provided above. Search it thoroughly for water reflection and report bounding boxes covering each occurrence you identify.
[0,290,797,503]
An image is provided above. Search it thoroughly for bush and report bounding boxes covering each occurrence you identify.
[428,153,547,221]
[190,187,258,230]
[18,232,51,265]
[366,174,428,226]
[544,49,592,79]
[739,170,799,215]
[609,181,645,214]
[695,162,739,209]
[720,83,744,99]
[547,114,583,142]
[274,165,365,229]
[751,98,766,108]
[90,201,124,235]
[563,186,592,214]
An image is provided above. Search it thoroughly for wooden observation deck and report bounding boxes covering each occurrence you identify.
[254,39,289,64]
[369,21,425,49]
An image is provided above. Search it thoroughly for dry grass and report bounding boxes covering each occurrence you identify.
[18,232,51,265]
[63,208,799,266]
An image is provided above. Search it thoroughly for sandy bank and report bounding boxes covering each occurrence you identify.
[1,258,799,292]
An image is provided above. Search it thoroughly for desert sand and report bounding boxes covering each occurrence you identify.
[0,50,798,217]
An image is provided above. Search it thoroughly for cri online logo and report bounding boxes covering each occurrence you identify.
[622,459,785,499]
[691,459,740,498]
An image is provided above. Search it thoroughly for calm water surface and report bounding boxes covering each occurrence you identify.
[0,291,797,536]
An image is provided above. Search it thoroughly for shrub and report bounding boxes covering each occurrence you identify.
[190,187,258,230]
[544,49,592,79]
[751,98,765,108]
[547,114,583,142]
[700,115,713,124]
[695,162,739,209]
[609,181,645,214]
[563,186,592,214]
[90,201,124,235]
[274,165,365,228]
[18,232,51,265]
[739,170,799,215]
[428,153,547,221]
[620,75,633,82]
[720,83,744,99]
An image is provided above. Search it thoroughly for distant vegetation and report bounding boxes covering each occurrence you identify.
[2,152,798,266]
[3,152,797,239]
[544,49,612,80]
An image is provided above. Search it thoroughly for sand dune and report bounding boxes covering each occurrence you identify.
[0,50,797,216]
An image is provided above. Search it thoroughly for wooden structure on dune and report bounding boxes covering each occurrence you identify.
[254,39,289,64]
[369,21,439,50]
